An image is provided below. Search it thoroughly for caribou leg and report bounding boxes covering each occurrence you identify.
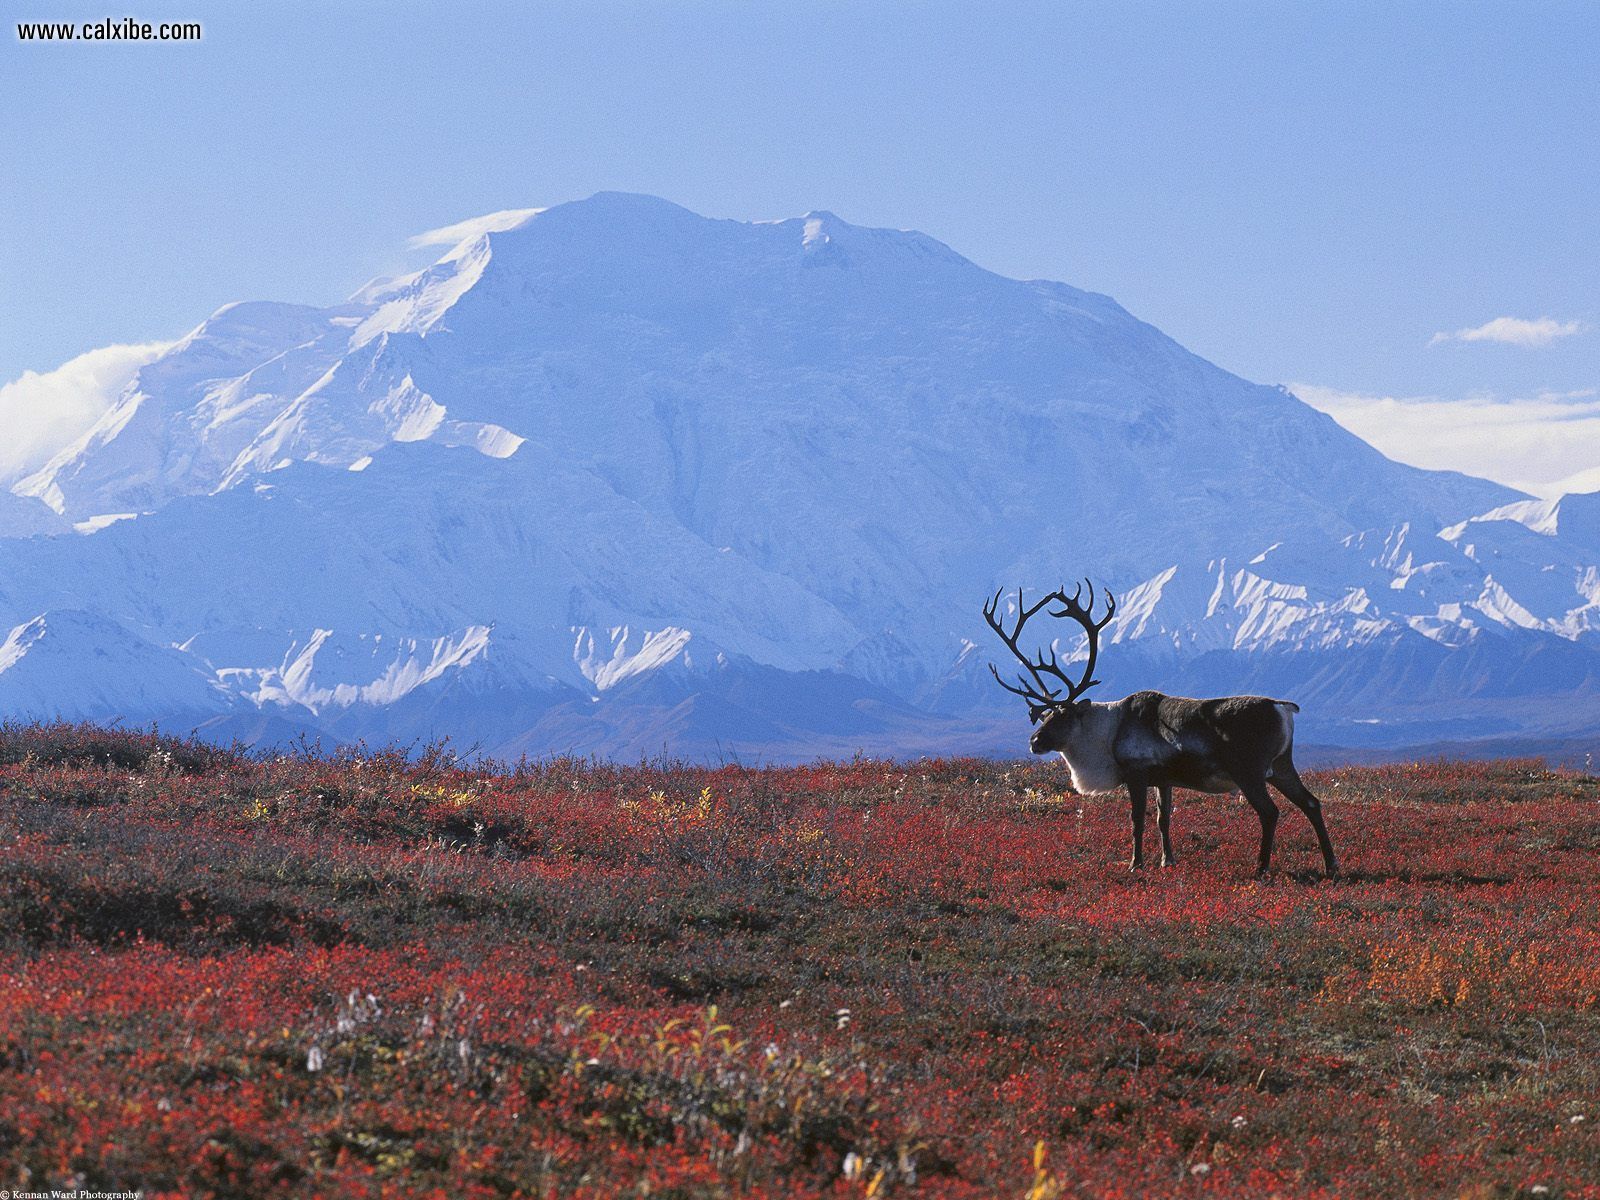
[1156,784,1176,866]
[1127,783,1148,870]
[1268,759,1340,878]
[1238,780,1280,877]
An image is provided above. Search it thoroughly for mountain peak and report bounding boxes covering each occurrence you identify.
[574,190,700,214]
[493,192,705,240]
[801,209,846,231]
[405,194,978,280]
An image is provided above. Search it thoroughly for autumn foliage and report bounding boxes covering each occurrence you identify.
[1,721,1598,1197]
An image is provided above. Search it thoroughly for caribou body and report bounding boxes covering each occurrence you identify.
[985,583,1339,877]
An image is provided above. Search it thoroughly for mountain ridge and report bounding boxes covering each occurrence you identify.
[2,193,1594,760]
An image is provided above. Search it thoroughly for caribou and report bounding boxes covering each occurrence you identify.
[984,581,1339,878]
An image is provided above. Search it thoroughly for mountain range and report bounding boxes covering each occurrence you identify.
[3,193,1596,761]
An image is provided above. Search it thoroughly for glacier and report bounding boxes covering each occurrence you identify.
[1,192,1596,761]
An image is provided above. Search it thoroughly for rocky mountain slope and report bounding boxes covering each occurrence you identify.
[2,194,1595,759]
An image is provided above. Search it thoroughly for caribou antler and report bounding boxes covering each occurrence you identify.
[1047,579,1116,700]
[982,579,1117,721]
[982,587,1074,720]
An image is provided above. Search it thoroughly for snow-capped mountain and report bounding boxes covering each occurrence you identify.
[2,193,1596,759]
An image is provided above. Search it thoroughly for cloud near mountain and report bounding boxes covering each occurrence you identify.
[1429,315,1586,348]
[1290,384,1600,499]
[0,340,175,484]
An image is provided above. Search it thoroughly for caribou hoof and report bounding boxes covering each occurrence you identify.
[1128,858,1145,872]
[1160,855,1178,867]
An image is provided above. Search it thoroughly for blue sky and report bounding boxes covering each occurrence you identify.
[3,1,1596,491]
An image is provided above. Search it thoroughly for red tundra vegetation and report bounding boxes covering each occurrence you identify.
[1,721,1598,1198]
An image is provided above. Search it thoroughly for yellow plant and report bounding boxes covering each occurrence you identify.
[1024,1140,1064,1200]
[623,785,719,828]
[411,783,476,808]
[1334,936,1600,1011]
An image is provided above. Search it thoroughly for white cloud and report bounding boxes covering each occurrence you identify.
[1545,463,1600,497]
[0,341,172,485]
[408,208,543,250]
[1289,383,1600,499]
[1428,316,1585,348]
